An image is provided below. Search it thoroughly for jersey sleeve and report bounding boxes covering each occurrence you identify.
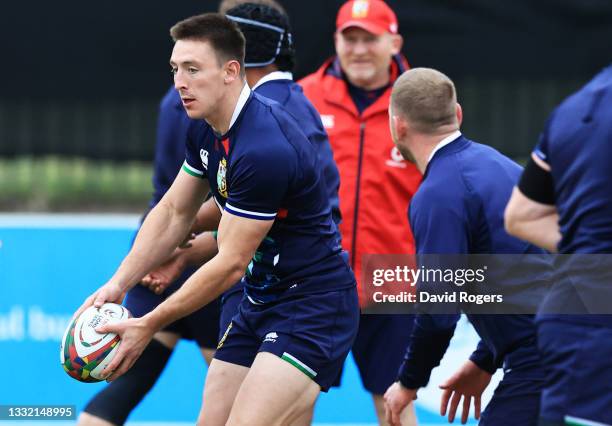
[397,313,459,388]
[469,339,500,374]
[397,183,471,388]
[532,110,555,164]
[182,121,208,180]
[224,147,294,221]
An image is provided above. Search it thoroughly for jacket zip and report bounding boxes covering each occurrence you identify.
[351,121,366,268]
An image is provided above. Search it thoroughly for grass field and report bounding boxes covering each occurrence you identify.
[0,157,152,211]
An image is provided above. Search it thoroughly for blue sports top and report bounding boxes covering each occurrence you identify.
[398,133,547,388]
[532,65,612,327]
[151,80,341,225]
[183,84,354,304]
[253,72,341,225]
[533,65,612,255]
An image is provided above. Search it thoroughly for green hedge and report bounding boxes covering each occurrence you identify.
[0,157,152,211]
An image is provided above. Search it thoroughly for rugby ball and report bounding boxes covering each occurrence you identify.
[60,303,130,382]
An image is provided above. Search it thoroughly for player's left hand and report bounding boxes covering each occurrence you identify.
[95,317,154,382]
[384,381,417,426]
[439,360,492,424]
[141,249,188,295]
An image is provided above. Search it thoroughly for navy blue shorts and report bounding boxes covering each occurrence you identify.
[537,320,612,426]
[218,281,245,341]
[479,343,545,426]
[125,266,220,349]
[349,313,415,394]
[214,287,359,391]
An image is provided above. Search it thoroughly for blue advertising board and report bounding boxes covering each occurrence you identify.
[0,214,499,425]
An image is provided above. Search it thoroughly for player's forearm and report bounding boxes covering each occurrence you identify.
[143,250,246,330]
[505,212,560,253]
[111,200,196,291]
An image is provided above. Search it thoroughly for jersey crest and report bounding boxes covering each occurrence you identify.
[217,158,228,198]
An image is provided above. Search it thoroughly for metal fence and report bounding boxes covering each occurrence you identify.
[0,77,583,163]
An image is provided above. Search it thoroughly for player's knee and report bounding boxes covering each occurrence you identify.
[82,339,173,425]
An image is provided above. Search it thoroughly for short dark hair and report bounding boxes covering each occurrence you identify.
[226,3,295,72]
[170,13,245,70]
[391,68,458,134]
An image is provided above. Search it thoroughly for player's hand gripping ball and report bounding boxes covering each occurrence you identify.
[60,303,131,382]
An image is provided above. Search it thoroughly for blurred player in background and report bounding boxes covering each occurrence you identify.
[143,2,342,423]
[505,64,612,425]
[382,68,548,426]
[77,2,297,425]
[299,1,420,424]
[79,12,358,426]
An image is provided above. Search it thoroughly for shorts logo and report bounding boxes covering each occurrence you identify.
[386,146,407,169]
[320,114,335,129]
[217,322,232,349]
[263,332,278,343]
[200,149,209,170]
[352,0,369,18]
[217,158,228,198]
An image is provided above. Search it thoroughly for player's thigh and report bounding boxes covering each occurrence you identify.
[227,352,320,426]
[197,358,249,426]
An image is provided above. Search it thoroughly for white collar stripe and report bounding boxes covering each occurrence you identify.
[228,83,251,131]
[428,130,462,163]
[252,71,294,90]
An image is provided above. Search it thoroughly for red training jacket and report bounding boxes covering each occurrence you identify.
[299,55,422,306]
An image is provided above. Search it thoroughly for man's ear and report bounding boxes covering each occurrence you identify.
[390,33,403,55]
[456,103,463,127]
[224,60,242,84]
[393,114,408,139]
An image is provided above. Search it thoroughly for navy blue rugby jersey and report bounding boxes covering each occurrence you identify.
[534,65,612,255]
[398,132,548,388]
[253,73,341,226]
[532,65,612,326]
[182,85,354,304]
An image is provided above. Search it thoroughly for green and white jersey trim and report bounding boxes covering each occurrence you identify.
[281,352,317,379]
[565,415,610,426]
[182,161,204,178]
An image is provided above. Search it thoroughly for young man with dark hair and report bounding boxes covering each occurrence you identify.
[141,5,342,423]
[78,12,358,426]
[78,3,295,425]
